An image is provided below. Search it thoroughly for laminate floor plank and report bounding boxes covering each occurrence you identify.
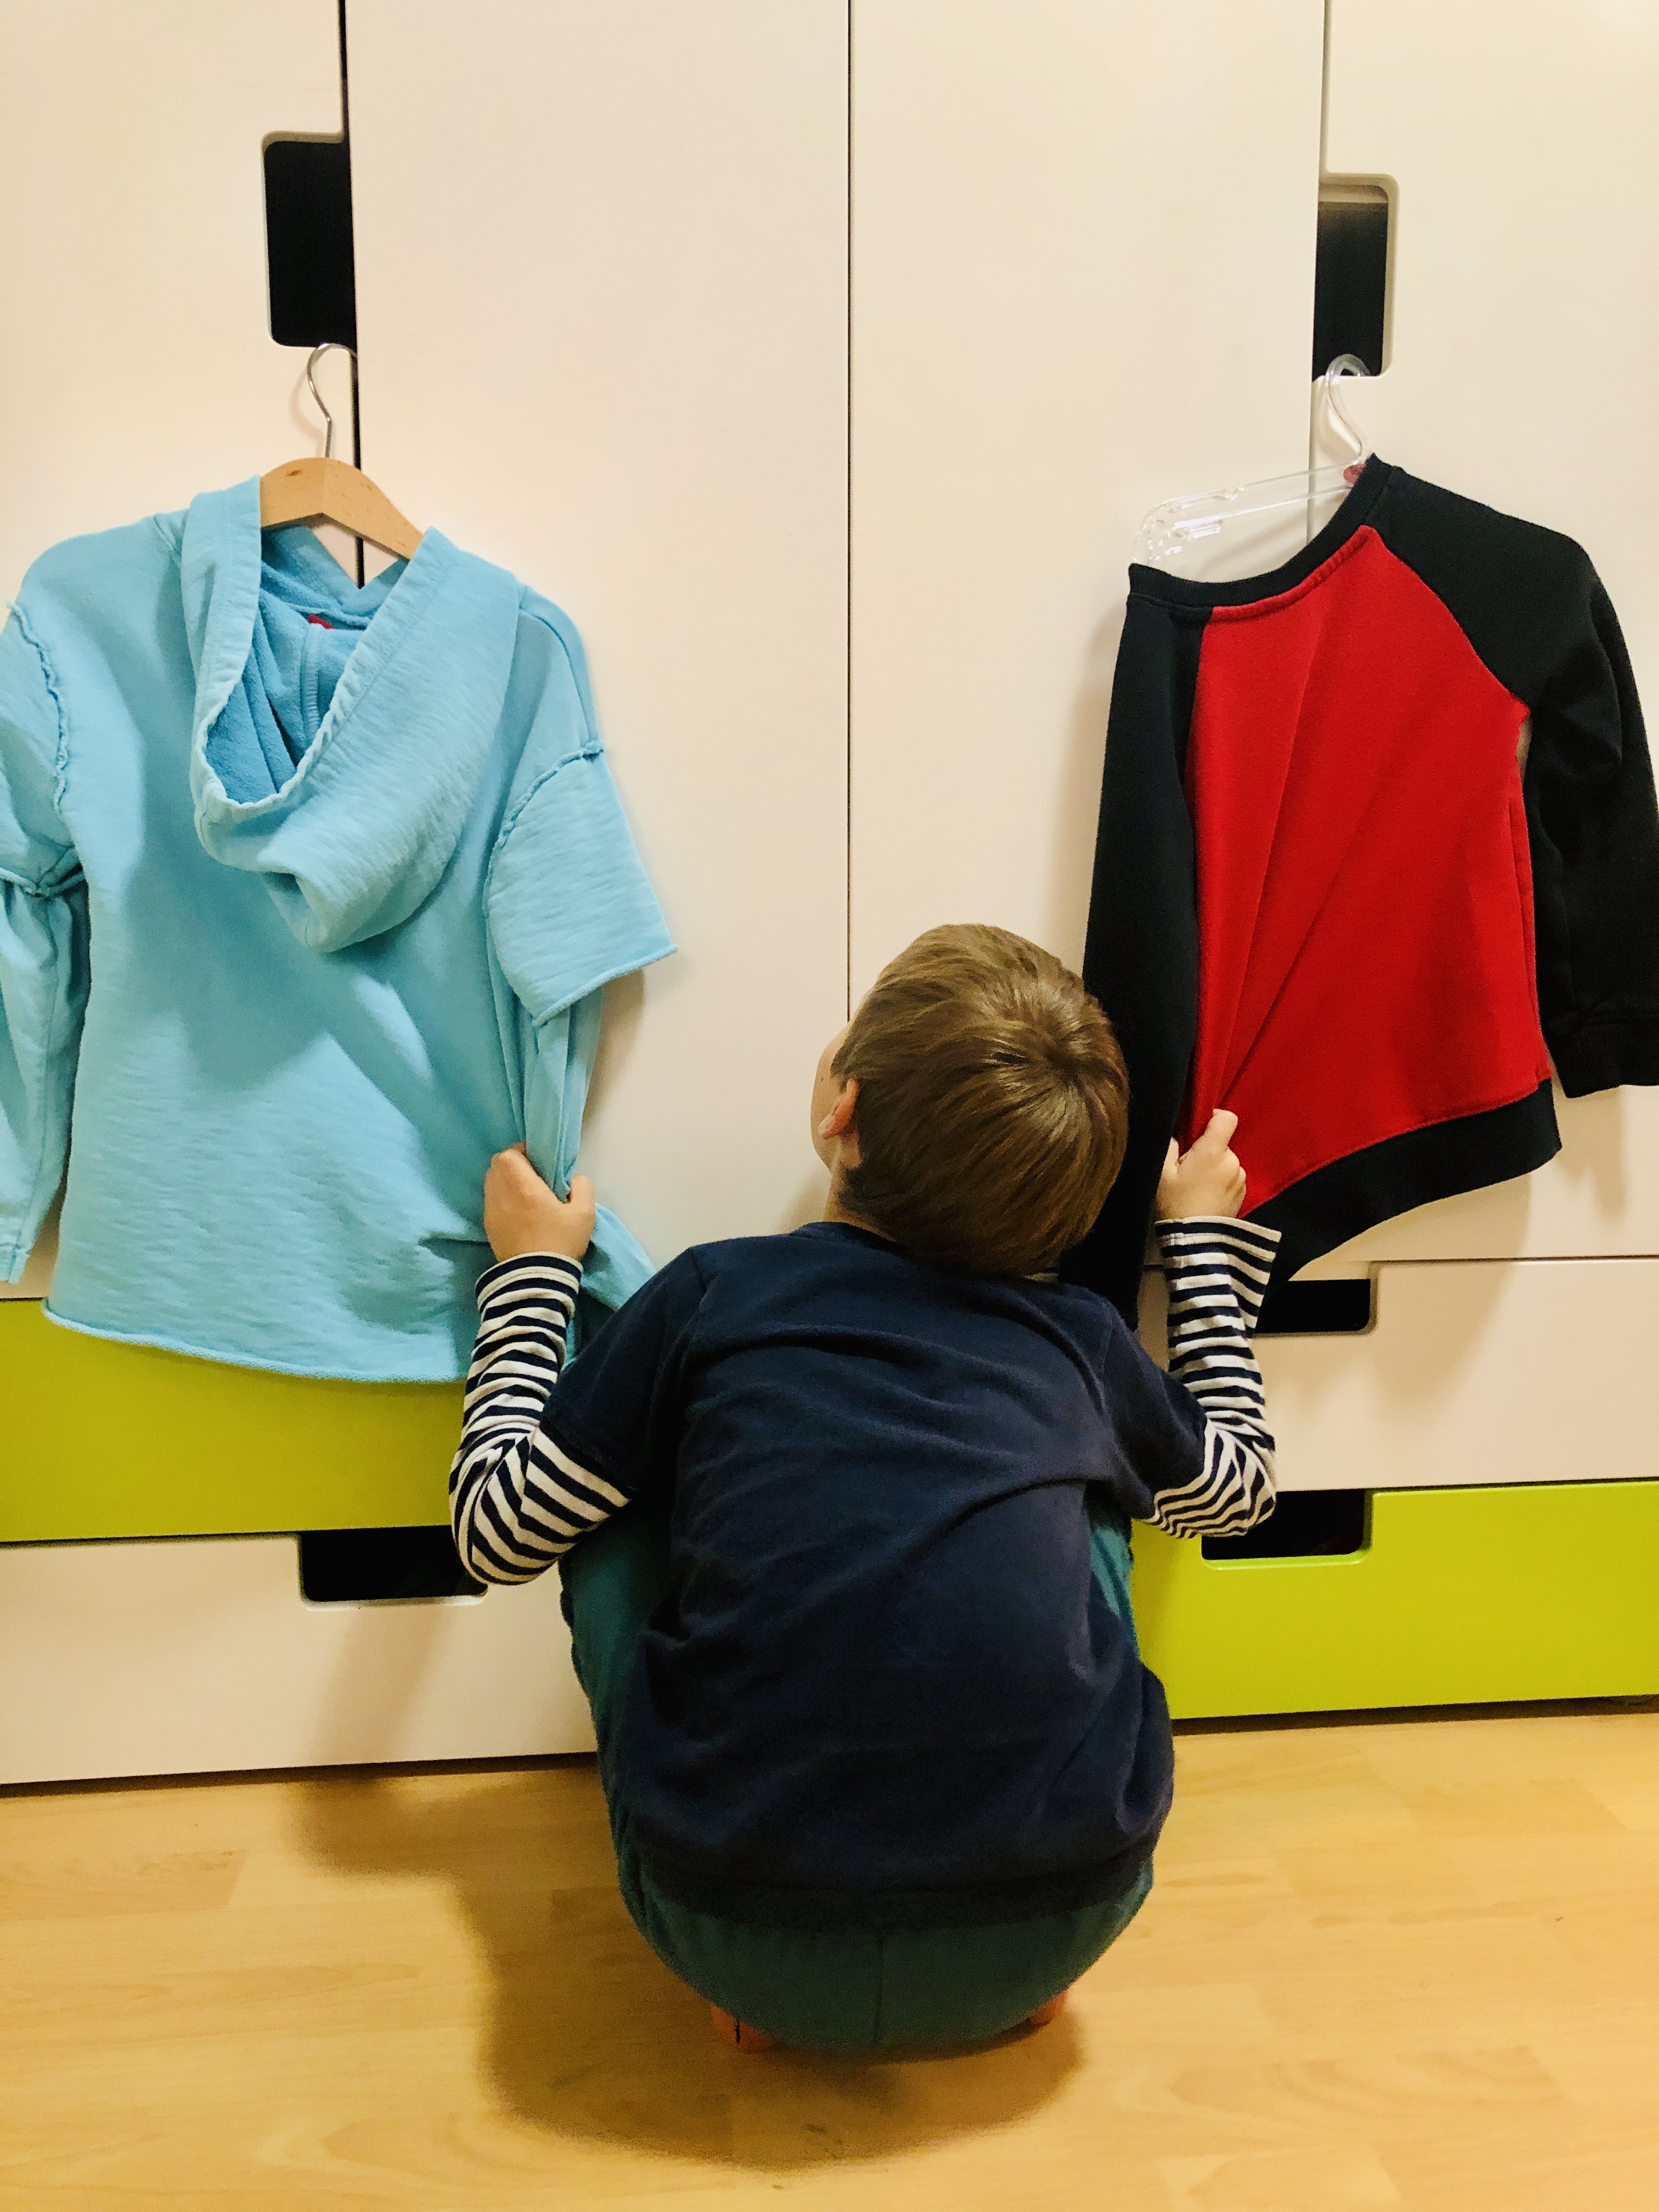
[1,1707,1654,2209]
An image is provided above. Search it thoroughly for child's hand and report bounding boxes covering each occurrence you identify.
[484,1146,596,1264]
[1156,1109,1247,1220]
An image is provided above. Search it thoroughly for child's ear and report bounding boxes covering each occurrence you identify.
[817,1077,859,1142]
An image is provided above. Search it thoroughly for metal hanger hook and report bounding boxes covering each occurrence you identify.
[304,341,356,461]
[1323,352,1372,464]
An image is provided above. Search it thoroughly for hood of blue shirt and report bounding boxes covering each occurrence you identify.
[180,479,523,952]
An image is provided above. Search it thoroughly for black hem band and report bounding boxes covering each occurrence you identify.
[1250,1080,1561,1289]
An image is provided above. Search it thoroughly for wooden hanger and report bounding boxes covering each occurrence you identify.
[259,343,422,563]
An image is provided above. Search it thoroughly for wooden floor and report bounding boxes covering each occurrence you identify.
[2,1706,1657,2211]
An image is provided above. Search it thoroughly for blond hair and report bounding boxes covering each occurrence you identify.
[832,923,1128,1277]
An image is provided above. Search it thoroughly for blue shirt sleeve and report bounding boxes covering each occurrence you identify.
[486,613,674,1023]
[1094,1316,1209,1520]
[449,1248,708,1584]
[541,1247,708,1501]
[484,608,675,1327]
[0,607,88,1280]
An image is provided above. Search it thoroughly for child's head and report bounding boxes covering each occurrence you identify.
[814,923,1128,1277]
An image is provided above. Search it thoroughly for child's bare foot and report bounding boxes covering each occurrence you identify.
[1026,1988,1070,2027]
[710,2004,778,2052]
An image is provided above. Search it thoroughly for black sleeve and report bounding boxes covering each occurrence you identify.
[1064,592,1206,1323]
[1522,577,1659,1093]
[1374,471,1659,1097]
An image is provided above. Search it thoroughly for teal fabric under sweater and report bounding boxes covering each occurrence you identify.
[561,1499,1154,2052]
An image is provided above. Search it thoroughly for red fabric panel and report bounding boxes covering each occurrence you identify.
[1181,526,1550,1214]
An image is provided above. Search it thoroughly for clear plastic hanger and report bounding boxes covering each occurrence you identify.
[1132,353,1374,573]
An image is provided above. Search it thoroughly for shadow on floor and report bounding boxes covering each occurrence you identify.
[295,1757,1081,2168]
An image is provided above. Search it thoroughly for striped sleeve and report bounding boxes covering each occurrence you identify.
[448,1252,630,1586]
[1148,1216,1279,1539]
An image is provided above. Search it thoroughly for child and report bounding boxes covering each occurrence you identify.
[451,923,1278,2052]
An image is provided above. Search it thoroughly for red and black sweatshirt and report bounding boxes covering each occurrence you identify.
[1069,457,1659,1321]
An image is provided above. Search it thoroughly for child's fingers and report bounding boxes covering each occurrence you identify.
[566,1172,596,1215]
[1196,1108,1239,1154]
[488,1148,561,1215]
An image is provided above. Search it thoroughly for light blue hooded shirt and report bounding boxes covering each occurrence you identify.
[0,483,674,1379]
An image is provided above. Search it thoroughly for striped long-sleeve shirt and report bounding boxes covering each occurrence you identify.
[448,1215,1279,1587]
[449,1254,623,1584]
[1148,1215,1278,1538]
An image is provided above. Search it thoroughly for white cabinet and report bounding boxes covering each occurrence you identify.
[345,1,851,1262]
[849,0,1325,988]
[5,5,1656,1779]
[0,0,344,600]
[1259,1259,1659,1493]
[2,0,851,1781]
[0,0,348,1301]
[0,1538,592,1787]
[1302,0,1659,1273]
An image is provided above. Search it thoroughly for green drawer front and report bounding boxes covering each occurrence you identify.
[1,1304,459,1542]
[1135,1480,1659,1718]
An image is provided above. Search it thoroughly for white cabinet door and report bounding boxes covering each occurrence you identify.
[0,0,345,1297]
[1302,0,1659,1272]
[849,0,1325,987]
[0,0,343,598]
[345,1,850,1261]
